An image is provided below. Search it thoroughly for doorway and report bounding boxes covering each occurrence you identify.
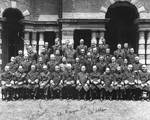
[2,8,24,67]
[74,30,92,49]
[44,31,56,47]
[105,1,139,53]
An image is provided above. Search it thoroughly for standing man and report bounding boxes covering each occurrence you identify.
[76,39,87,56]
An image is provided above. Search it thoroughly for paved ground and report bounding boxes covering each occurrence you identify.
[0,99,150,120]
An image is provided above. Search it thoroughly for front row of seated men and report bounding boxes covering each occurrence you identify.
[1,62,150,101]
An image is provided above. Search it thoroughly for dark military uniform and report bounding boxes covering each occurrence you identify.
[39,52,49,64]
[14,71,27,99]
[113,71,124,99]
[127,53,136,64]
[63,70,76,99]
[76,45,87,56]
[47,60,58,73]
[114,49,125,59]
[50,71,63,99]
[133,62,142,72]
[108,62,119,73]
[76,72,90,100]
[116,57,124,66]
[55,54,62,65]
[91,52,99,64]
[104,54,113,65]
[28,50,38,63]
[26,70,39,99]
[84,58,94,73]
[138,71,150,99]
[6,62,18,74]
[123,70,136,100]
[98,44,108,55]
[72,62,81,75]
[89,71,101,99]
[21,60,32,73]
[1,71,14,100]
[101,72,114,99]
[78,54,86,65]
[52,44,62,54]
[123,48,130,58]
[15,55,24,65]
[96,61,106,74]
[64,48,76,64]
[38,70,50,99]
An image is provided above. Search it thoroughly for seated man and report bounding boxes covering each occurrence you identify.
[62,64,76,99]
[26,65,39,99]
[50,65,63,99]
[101,67,114,100]
[1,66,14,100]
[138,65,150,100]
[76,65,90,100]
[89,65,101,100]
[14,65,27,100]
[123,64,137,100]
[112,66,124,100]
[38,65,51,99]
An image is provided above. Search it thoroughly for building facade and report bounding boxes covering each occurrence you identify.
[0,0,150,70]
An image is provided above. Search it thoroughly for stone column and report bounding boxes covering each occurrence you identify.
[91,31,97,44]
[38,32,44,55]
[24,32,30,56]
[32,32,37,53]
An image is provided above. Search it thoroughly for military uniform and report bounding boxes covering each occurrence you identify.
[123,48,130,58]
[52,44,62,54]
[101,72,114,99]
[96,61,106,74]
[1,71,14,100]
[50,71,63,99]
[39,70,50,99]
[89,71,101,99]
[113,71,124,99]
[104,54,113,65]
[127,53,136,64]
[98,44,108,55]
[20,60,32,73]
[6,62,18,74]
[108,62,119,73]
[28,50,38,63]
[76,45,87,56]
[123,70,136,100]
[84,58,94,73]
[47,60,58,73]
[64,48,76,64]
[76,72,90,99]
[26,70,39,99]
[114,49,125,59]
[15,55,24,65]
[14,70,27,99]
[63,70,76,99]
[133,62,142,72]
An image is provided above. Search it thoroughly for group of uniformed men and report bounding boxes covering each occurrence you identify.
[1,37,150,101]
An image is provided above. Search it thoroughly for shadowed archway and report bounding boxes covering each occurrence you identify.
[2,8,24,67]
[105,1,139,53]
